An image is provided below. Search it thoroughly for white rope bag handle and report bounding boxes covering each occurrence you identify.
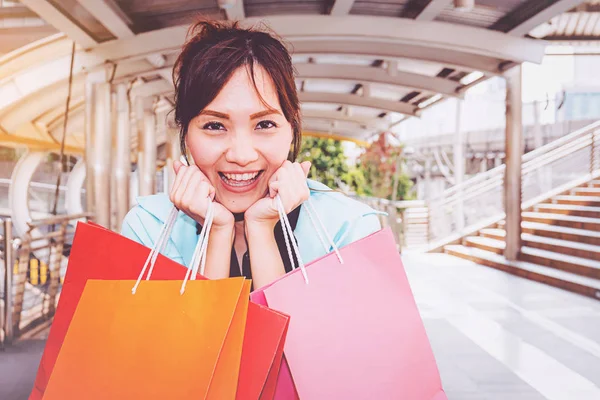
[132,207,179,294]
[275,192,344,285]
[180,199,214,294]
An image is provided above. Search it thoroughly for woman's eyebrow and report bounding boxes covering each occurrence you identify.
[198,109,229,119]
[250,109,282,119]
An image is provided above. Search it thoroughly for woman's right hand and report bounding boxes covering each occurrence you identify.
[170,160,235,230]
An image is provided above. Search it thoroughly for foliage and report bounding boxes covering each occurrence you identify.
[357,133,414,200]
[298,134,413,200]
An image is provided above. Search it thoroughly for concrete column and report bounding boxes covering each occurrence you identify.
[504,65,523,261]
[165,126,181,193]
[138,98,157,196]
[453,100,465,232]
[114,84,131,230]
[84,80,95,215]
[424,157,432,201]
[92,82,112,228]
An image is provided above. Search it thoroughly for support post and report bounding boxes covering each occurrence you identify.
[504,65,523,261]
[453,100,465,232]
[138,98,157,196]
[92,82,112,228]
[114,84,131,230]
[2,219,13,345]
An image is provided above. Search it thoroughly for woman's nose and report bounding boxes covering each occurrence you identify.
[225,134,259,166]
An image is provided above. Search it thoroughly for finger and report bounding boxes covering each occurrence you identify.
[187,180,210,217]
[300,161,311,177]
[269,181,280,198]
[173,160,183,174]
[173,165,198,204]
[181,174,202,210]
[170,165,187,203]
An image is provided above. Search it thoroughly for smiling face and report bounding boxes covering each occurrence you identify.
[185,65,294,214]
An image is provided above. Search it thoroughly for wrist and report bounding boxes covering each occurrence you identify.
[209,223,235,244]
[245,219,277,237]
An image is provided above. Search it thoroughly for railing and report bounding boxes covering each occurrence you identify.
[351,196,428,250]
[1,213,91,346]
[426,120,600,249]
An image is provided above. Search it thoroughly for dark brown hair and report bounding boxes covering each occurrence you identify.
[173,19,302,162]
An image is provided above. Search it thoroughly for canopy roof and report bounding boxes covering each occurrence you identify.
[0,0,594,151]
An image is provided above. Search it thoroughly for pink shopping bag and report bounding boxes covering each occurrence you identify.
[251,227,447,400]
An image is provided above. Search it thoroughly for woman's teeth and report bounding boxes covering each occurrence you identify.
[220,171,261,187]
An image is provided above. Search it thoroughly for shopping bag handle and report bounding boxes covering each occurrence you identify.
[276,194,344,285]
[180,199,214,294]
[132,207,179,294]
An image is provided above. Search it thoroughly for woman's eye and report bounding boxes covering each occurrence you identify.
[202,121,225,131]
[256,120,277,130]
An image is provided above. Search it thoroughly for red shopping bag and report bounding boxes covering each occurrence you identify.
[237,302,289,400]
[251,228,447,400]
[31,222,290,400]
[250,291,299,400]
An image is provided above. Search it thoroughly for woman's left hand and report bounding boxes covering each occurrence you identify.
[245,160,311,228]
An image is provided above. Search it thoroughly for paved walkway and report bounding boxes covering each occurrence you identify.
[1,253,599,399]
[404,252,600,400]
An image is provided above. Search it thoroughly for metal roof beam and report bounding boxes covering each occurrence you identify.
[76,1,167,72]
[302,109,389,130]
[299,92,420,116]
[330,0,356,16]
[296,63,463,98]
[414,0,453,21]
[491,0,585,37]
[76,0,133,39]
[91,16,545,71]
[19,0,97,48]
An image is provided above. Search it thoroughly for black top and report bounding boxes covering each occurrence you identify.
[195,206,302,284]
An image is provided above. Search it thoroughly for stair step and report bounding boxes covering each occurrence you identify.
[534,203,600,218]
[480,228,505,240]
[520,246,600,279]
[589,180,600,188]
[572,187,600,196]
[464,236,504,254]
[553,195,600,206]
[444,245,600,300]
[522,212,600,231]
[521,233,600,260]
[478,229,600,261]
[497,220,600,246]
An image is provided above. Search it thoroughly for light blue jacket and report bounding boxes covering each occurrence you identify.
[121,179,382,268]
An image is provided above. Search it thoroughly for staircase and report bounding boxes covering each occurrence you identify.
[426,121,600,300]
[446,179,600,300]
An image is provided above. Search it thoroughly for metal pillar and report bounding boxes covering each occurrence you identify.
[424,157,432,201]
[114,84,131,230]
[138,99,157,197]
[453,100,465,232]
[2,219,13,345]
[92,82,112,228]
[84,80,95,216]
[504,65,523,261]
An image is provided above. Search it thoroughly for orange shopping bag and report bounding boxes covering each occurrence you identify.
[43,278,250,400]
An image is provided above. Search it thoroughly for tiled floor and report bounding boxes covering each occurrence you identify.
[2,253,599,399]
[403,252,600,400]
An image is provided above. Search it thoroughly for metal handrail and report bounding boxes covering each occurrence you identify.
[432,120,600,203]
[1,213,92,344]
[427,119,600,246]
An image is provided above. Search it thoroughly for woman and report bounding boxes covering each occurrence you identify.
[121,20,381,289]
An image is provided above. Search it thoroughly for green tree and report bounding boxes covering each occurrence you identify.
[297,137,366,193]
